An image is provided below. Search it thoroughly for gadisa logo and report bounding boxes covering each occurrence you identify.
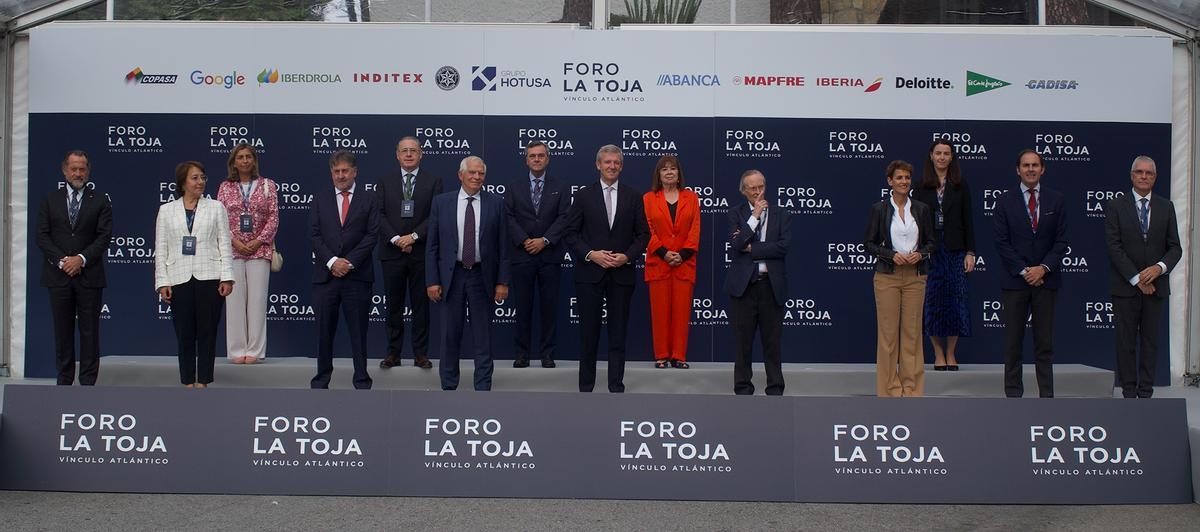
[124,67,177,85]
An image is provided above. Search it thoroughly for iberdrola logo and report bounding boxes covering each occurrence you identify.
[966,71,1010,96]
[257,69,280,84]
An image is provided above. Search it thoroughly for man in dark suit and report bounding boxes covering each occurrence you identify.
[309,150,379,390]
[426,156,511,391]
[993,149,1069,398]
[35,150,112,385]
[1104,155,1181,398]
[504,141,570,368]
[378,136,443,370]
[723,170,791,396]
[564,145,649,393]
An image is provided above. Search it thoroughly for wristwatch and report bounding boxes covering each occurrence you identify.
[410,232,419,242]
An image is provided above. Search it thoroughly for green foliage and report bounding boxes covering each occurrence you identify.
[112,0,327,21]
[622,0,702,24]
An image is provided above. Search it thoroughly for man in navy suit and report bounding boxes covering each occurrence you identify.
[426,156,511,391]
[564,145,650,393]
[504,141,570,368]
[993,149,1069,398]
[309,150,380,390]
[723,170,791,396]
[1104,156,1181,398]
[35,150,113,385]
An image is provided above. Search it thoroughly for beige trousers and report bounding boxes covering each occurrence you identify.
[873,264,926,397]
[226,258,271,360]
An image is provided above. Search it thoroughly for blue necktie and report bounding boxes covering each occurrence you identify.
[1138,198,1149,239]
[463,197,476,268]
[532,178,543,214]
[68,190,81,227]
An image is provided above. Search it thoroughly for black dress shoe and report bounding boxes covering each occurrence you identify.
[933,365,947,371]
[946,365,959,371]
[379,354,400,369]
[413,355,433,369]
[541,358,556,368]
[513,358,530,368]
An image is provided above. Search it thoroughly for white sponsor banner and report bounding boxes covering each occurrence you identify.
[31,23,1170,122]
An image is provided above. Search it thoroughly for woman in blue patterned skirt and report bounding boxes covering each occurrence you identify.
[913,140,976,371]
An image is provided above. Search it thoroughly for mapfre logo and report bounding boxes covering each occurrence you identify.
[124,67,177,85]
[733,75,805,87]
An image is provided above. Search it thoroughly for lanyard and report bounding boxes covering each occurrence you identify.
[239,179,257,211]
[185,204,196,234]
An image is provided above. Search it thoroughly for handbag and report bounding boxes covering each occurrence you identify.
[266,178,282,272]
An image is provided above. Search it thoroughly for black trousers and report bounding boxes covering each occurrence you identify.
[1112,293,1165,398]
[1001,287,1057,398]
[311,277,373,390]
[439,265,494,391]
[512,259,560,361]
[381,254,429,358]
[730,277,785,396]
[577,273,633,393]
[48,281,102,386]
[171,278,223,385]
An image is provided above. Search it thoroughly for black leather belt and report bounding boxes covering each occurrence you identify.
[456,261,476,270]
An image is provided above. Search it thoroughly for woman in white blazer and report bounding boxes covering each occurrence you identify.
[155,161,234,388]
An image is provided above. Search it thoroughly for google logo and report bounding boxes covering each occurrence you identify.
[190,70,246,89]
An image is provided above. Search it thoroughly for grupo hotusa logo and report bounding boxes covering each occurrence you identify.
[932,132,988,161]
[562,62,644,103]
[814,76,882,93]
[190,69,245,89]
[107,235,154,265]
[58,412,169,466]
[828,130,884,160]
[311,126,367,155]
[619,420,731,474]
[1084,189,1124,218]
[1029,424,1143,477]
[415,126,471,156]
[966,71,1011,96]
[424,417,535,471]
[826,242,875,271]
[257,68,342,85]
[435,66,460,90]
[209,125,266,155]
[252,415,366,469]
[783,298,833,327]
[472,65,552,91]
[516,128,576,156]
[107,125,163,154]
[1085,300,1116,330]
[1026,79,1079,90]
[894,75,953,90]
[620,128,677,158]
[656,73,720,87]
[124,67,177,85]
[723,129,782,159]
[353,71,423,84]
[1035,133,1091,162]
[731,74,804,87]
[832,423,947,477]
[777,185,833,216]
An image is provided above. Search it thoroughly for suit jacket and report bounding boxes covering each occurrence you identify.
[36,186,113,288]
[992,185,1069,291]
[425,189,511,298]
[154,197,234,289]
[504,173,570,264]
[1105,192,1181,297]
[309,187,380,284]
[643,189,700,283]
[564,181,651,285]
[377,167,443,261]
[723,202,791,306]
[912,179,976,253]
[864,197,936,275]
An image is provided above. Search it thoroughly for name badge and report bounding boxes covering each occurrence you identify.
[239,213,254,233]
[182,236,197,256]
[935,210,944,230]
[401,199,415,218]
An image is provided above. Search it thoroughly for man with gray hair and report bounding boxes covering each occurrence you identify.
[564,145,650,393]
[1104,155,1181,398]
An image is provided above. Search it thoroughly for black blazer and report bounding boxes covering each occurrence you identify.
[722,202,791,306]
[1104,192,1181,298]
[912,179,976,253]
[504,173,570,264]
[992,185,1069,291]
[309,186,380,284]
[564,181,650,285]
[377,167,443,261]
[864,197,936,275]
[36,186,113,288]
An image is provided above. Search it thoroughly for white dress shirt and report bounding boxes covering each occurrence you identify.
[1127,188,1169,285]
[745,204,769,273]
[601,179,618,228]
[390,167,420,244]
[889,197,919,254]
[326,183,356,270]
[456,188,482,262]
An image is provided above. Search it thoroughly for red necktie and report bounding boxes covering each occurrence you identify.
[1027,189,1038,231]
[340,190,351,226]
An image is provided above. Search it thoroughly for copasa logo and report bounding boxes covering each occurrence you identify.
[190,70,245,89]
[257,69,280,84]
[124,67,177,85]
[966,71,1010,96]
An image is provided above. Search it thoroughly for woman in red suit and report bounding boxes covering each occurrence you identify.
[643,155,700,369]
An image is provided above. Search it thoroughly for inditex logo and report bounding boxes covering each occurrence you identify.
[966,71,1011,96]
[733,75,804,87]
[353,71,422,84]
[124,67,177,85]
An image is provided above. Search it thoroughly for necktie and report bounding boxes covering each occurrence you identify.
[463,196,477,268]
[403,173,415,200]
[339,190,351,226]
[68,190,81,227]
[532,178,543,213]
[1138,197,1149,239]
[1027,189,1038,231]
[605,186,615,229]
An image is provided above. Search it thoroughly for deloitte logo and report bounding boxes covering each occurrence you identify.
[966,71,1010,96]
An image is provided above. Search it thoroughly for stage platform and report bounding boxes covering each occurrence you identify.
[90,356,1116,397]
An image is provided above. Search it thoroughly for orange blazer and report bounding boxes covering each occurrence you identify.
[643,189,700,282]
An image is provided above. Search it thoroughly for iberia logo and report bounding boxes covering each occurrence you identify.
[257,69,280,84]
[966,71,1010,96]
[864,77,883,93]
